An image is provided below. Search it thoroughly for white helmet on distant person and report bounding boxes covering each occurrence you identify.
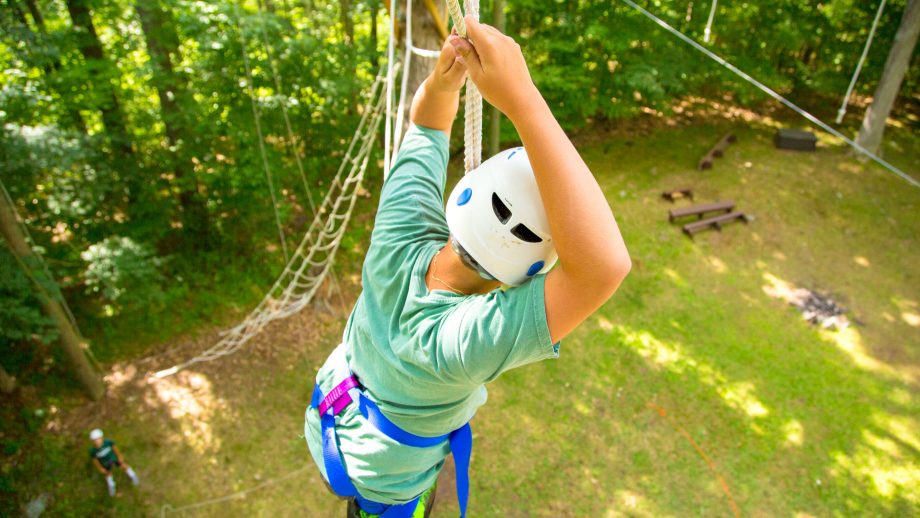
[446,147,558,286]
[90,429,104,441]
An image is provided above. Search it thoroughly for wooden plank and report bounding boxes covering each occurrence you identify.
[669,200,735,222]
[698,133,736,170]
[683,211,748,236]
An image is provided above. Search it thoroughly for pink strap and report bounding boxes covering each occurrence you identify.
[318,376,360,415]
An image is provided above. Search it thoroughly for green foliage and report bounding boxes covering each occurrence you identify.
[0,0,918,369]
[80,236,164,314]
[504,0,918,126]
[0,247,57,347]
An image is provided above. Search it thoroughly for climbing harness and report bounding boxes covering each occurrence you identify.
[311,372,472,518]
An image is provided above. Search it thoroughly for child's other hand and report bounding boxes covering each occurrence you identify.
[451,16,540,120]
[429,34,469,93]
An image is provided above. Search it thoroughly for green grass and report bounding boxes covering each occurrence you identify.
[3,106,918,517]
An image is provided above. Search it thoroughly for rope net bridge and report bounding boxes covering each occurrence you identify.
[155,0,485,379]
[155,72,389,378]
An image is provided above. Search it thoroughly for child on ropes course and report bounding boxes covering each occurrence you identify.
[305,15,631,518]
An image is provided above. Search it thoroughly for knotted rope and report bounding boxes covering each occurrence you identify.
[446,0,483,173]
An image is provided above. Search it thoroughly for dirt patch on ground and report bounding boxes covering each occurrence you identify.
[59,293,349,435]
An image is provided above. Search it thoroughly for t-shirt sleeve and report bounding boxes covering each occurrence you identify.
[371,124,450,246]
[437,274,560,385]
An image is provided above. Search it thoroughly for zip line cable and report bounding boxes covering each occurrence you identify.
[619,0,920,189]
[236,2,291,262]
[835,0,887,124]
[160,466,309,517]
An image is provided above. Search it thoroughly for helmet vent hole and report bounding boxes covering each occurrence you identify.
[491,193,512,224]
[511,224,542,243]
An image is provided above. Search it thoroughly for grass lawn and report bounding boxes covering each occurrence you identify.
[3,102,918,517]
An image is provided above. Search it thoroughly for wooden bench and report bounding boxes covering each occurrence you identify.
[661,188,693,202]
[698,133,737,170]
[683,211,749,236]
[668,200,735,222]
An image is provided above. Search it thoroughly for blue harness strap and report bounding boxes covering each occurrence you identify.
[311,377,472,518]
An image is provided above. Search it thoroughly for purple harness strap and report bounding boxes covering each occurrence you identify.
[318,375,360,415]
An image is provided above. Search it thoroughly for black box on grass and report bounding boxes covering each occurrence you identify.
[774,128,817,151]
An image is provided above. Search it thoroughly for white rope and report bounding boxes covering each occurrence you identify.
[446,0,483,173]
[384,0,398,177]
[703,0,717,43]
[392,0,415,157]
[463,0,483,172]
[160,466,308,517]
[236,4,290,262]
[619,0,920,189]
[410,45,441,58]
[155,72,390,378]
[836,0,887,124]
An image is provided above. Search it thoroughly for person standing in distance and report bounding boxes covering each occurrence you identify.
[88,428,139,496]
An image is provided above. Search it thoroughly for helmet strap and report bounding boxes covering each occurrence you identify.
[449,236,497,281]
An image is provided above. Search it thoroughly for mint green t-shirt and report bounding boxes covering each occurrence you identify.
[304,124,560,504]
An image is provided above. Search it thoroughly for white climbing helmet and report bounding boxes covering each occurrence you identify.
[446,147,558,286]
[90,429,104,441]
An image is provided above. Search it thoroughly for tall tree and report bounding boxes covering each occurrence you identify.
[64,0,134,159]
[856,0,920,154]
[0,184,104,401]
[404,0,446,119]
[340,0,355,44]
[15,0,89,133]
[135,0,210,248]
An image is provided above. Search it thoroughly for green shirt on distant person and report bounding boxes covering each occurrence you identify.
[89,439,118,469]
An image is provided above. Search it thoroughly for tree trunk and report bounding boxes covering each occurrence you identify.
[371,2,379,68]
[488,0,505,157]
[65,0,134,159]
[0,185,104,401]
[404,0,446,120]
[856,0,920,154]
[135,1,210,249]
[340,0,354,44]
[13,0,89,133]
[0,365,15,394]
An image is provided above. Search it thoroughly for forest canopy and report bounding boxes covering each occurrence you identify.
[1,0,917,370]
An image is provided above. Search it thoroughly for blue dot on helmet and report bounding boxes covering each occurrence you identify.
[527,261,545,277]
[457,187,473,206]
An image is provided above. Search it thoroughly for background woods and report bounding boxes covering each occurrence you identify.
[0,1,918,515]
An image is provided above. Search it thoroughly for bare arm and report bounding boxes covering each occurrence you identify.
[409,35,467,134]
[113,445,125,464]
[455,18,631,343]
[92,458,109,475]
